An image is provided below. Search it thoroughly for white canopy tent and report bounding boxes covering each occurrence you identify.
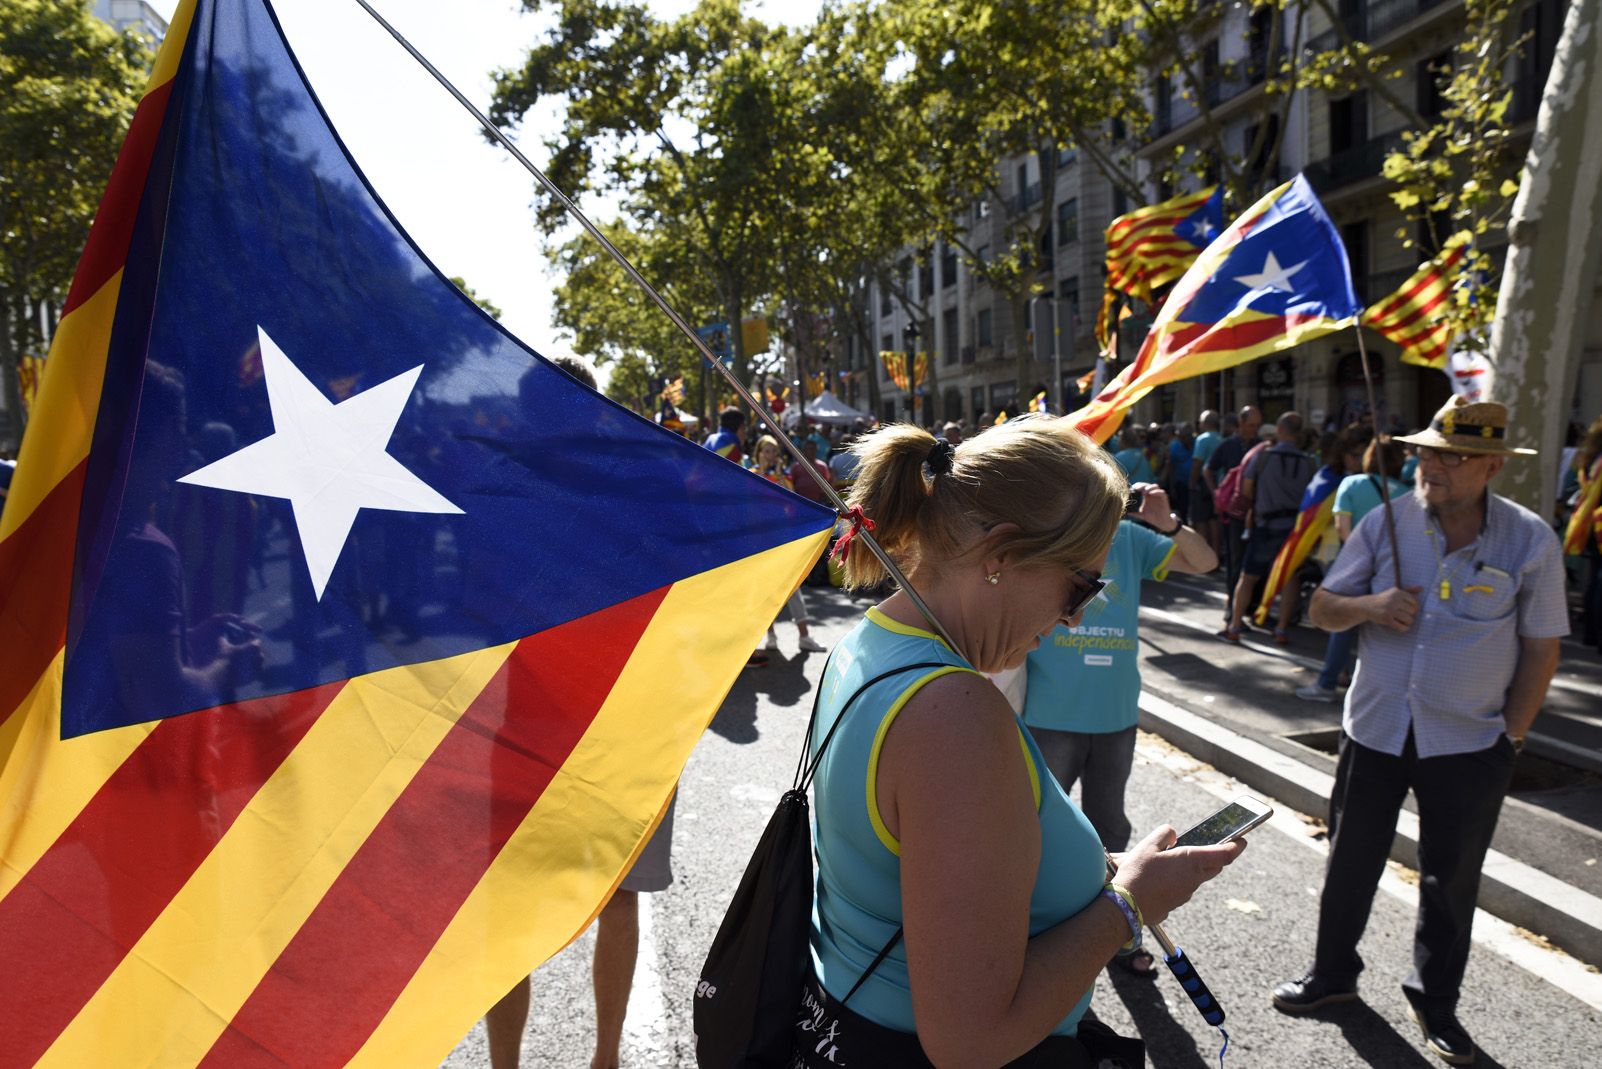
[796,389,869,426]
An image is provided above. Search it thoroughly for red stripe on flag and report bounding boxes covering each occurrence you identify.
[0,682,344,1067]
[201,586,672,1068]
[1366,247,1464,325]
[61,80,176,316]
[0,462,85,721]
[1372,286,1451,338]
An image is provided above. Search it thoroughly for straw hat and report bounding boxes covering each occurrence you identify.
[1394,396,1536,456]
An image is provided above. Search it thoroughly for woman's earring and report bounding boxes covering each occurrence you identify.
[987,572,1001,585]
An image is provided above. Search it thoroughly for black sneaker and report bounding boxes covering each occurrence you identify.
[1270,971,1359,1013]
[1407,1003,1477,1065]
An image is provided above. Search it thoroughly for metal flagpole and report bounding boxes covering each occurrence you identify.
[346,0,962,653]
[1352,323,1404,588]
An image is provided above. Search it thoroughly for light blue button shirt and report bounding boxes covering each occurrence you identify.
[1321,491,1568,758]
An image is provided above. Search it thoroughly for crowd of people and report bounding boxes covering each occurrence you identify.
[668,392,1589,1067]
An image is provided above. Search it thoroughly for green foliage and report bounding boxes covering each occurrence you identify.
[447,275,504,321]
[0,0,150,353]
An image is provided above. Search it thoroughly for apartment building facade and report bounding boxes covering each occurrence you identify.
[857,0,1599,441]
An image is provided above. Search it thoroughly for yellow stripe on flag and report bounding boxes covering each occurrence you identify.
[0,275,122,540]
[347,528,830,1068]
[0,654,157,903]
[36,643,517,1068]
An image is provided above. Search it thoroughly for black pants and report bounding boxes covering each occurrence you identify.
[1313,730,1516,1011]
[1222,516,1246,618]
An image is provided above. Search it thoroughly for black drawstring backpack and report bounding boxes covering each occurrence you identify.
[693,658,947,1069]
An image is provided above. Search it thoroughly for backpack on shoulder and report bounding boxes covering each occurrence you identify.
[1214,441,1268,520]
[693,659,945,1069]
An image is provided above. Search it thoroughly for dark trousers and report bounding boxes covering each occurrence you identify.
[1313,730,1516,1010]
[1222,516,1246,618]
[1028,725,1137,851]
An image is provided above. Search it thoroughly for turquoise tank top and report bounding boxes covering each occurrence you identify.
[809,607,1109,1036]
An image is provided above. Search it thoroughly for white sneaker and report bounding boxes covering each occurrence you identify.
[797,635,826,653]
[763,631,780,651]
[1294,684,1338,702]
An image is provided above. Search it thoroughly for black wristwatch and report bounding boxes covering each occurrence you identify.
[1509,735,1526,754]
[1159,513,1183,536]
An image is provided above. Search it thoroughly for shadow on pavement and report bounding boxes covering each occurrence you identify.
[1277,1000,1442,1068]
[708,652,820,745]
[1103,966,1211,1069]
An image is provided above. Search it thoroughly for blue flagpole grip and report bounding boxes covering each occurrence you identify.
[1164,945,1226,1027]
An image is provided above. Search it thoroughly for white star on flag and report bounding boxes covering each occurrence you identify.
[1233,250,1311,294]
[179,326,463,599]
[1188,219,1217,242]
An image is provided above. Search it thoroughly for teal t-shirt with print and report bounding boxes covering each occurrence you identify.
[1024,520,1175,734]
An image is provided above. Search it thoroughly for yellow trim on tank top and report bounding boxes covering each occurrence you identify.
[865,605,953,647]
[866,666,1044,857]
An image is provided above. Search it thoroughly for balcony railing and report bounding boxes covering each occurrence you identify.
[1304,130,1407,194]
[1010,181,1043,216]
[1306,0,1450,52]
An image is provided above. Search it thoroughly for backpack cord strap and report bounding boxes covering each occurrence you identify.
[797,660,954,793]
[842,927,903,1009]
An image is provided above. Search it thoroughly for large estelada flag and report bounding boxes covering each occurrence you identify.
[1071,175,1362,444]
[1360,231,1473,369]
[1094,185,1223,352]
[0,2,833,1066]
[1252,464,1339,626]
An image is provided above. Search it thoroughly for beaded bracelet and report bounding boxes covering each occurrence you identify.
[1101,883,1144,952]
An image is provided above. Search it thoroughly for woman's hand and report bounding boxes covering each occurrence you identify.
[1110,824,1246,928]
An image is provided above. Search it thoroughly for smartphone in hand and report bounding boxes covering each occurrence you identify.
[1172,795,1273,848]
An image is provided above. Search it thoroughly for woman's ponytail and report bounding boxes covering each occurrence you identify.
[839,425,937,589]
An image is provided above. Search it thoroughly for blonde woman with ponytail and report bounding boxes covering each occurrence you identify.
[799,416,1245,1067]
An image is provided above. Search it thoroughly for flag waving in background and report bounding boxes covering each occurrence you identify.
[1252,464,1339,626]
[1094,185,1224,352]
[1361,231,1474,369]
[879,349,929,406]
[1566,456,1602,556]
[1071,175,1362,444]
[0,2,833,1066]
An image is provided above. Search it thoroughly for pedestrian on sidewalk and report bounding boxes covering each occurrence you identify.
[1022,484,1217,976]
[801,417,1243,1067]
[1207,406,1263,619]
[749,435,826,654]
[1297,431,1410,702]
[1189,410,1223,560]
[1271,398,1566,1067]
[1112,425,1155,484]
[1167,422,1195,521]
[1221,411,1316,642]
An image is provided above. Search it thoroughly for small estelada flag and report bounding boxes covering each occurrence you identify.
[1361,232,1474,369]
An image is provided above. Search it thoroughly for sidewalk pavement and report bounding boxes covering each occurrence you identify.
[1137,573,1602,968]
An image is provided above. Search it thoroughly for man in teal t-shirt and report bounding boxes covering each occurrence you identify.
[1112,427,1155,484]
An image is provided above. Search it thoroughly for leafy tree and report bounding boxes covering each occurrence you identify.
[0,0,150,442]
[447,275,504,321]
[490,0,801,383]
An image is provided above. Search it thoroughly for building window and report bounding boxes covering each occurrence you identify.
[1328,91,1368,155]
[990,381,1017,414]
[1516,0,1564,120]
[879,284,891,316]
[941,244,957,288]
[881,333,894,361]
[1416,52,1452,121]
[943,306,959,365]
[1341,222,1369,303]
[977,308,994,347]
[1059,278,1081,333]
[971,386,985,418]
[1056,198,1079,246]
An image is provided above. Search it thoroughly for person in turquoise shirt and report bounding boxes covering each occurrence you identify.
[1188,409,1224,555]
[1023,484,1218,974]
[1297,434,1412,702]
[1112,426,1154,484]
[802,420,1243,1067]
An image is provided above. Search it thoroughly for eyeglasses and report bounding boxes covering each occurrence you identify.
[1066,568,1106,618]
[1416,446,1475,469]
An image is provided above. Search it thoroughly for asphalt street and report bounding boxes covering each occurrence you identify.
[442,584,1602,1068]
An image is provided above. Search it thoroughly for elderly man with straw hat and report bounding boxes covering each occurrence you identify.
[1271,397,1566,1066]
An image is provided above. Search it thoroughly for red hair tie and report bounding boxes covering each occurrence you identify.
[830,505,877,563]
